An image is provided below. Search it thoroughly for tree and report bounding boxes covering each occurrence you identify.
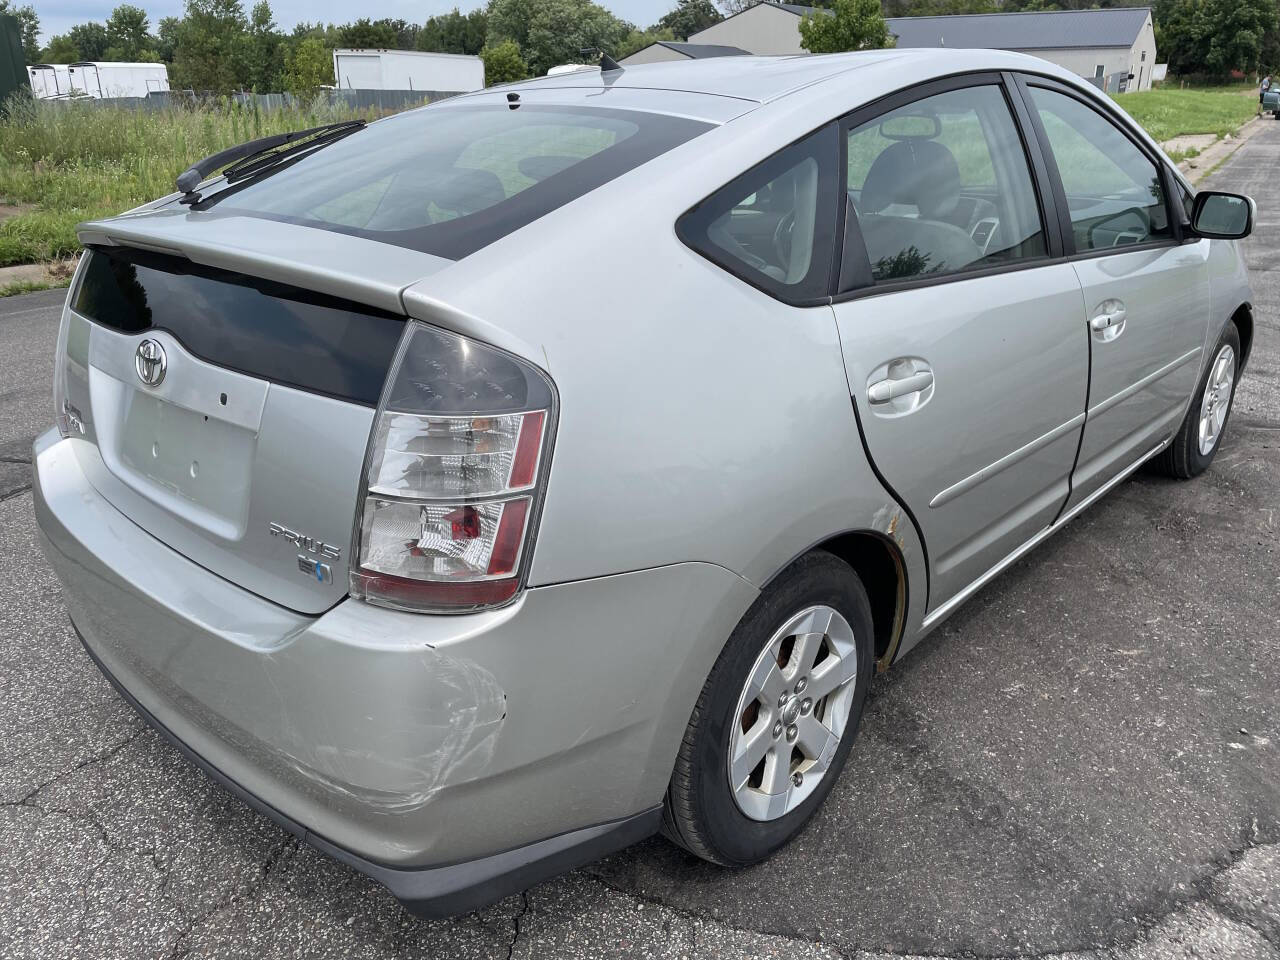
[418,8,489,55]
[244,1,285,91]
[156,16,180,61]
[337,18,400,48]
[105,4,156,60]
[1157,0,1276,78]
[481,39,528,85]
[656,0,722,40]
[284,34,333,96]
[171,0,249,93]
[67,21,109,61]
[487,0,632,76]
[798,0,893,53]
[0,0,39,62]
[41,34,79,62]
[618,26,676,58]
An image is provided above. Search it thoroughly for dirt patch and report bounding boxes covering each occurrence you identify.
[0,203,35,222]
[0,256,78,291]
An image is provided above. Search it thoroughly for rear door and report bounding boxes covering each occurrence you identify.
[830,75,1090,613]
[1016,77,1210,507]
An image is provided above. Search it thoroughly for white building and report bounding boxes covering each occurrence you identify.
[687,3,1158,92]
[332,49,484,93]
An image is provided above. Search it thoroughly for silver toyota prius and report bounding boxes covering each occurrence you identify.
[33,50,1256,915]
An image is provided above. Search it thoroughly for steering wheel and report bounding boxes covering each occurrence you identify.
[773,211,795,271]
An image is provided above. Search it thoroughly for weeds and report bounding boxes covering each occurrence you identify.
[0,96,383,266]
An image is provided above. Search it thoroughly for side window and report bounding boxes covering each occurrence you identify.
[846,85,1046,284]
[1027,86,1173,251]
[677,125,838,302]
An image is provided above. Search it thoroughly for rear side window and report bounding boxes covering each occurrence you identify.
[202,104,711,260]
[677,124,839,303]
[846,85,1046,284]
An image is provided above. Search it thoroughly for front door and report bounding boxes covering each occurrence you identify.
[831,80,1090,611]
[1019,79,1210,507]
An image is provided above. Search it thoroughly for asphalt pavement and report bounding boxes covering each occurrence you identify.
[0,128,1277,959]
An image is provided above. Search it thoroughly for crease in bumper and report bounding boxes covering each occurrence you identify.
[74,621,659,917]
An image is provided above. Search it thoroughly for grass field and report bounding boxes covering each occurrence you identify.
[1108,85,1259,142]
[0,84,1263,290]
[0,97,382,270]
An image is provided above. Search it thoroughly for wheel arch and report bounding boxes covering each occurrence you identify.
[762,530,909,674]
[1232,302,1254,371]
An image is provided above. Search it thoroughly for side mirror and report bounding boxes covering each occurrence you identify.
[1190,191,1255,239]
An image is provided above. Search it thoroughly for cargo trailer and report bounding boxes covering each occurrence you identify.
[332,49,483,92]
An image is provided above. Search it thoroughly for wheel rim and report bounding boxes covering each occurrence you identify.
[727,604,859,822]
[1198,344,1236,456]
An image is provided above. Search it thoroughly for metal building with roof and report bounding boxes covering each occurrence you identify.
[620,40,752,66]
[686,2,1157,92]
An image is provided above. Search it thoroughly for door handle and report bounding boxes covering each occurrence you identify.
[1089,301,1127,341]
[868,370,934,404]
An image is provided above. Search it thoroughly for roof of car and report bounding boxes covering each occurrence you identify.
[519,51,909,104]
[510,48,1092,107]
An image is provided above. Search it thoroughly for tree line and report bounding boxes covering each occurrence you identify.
[7,0,723,94]
[4,0,1278,93]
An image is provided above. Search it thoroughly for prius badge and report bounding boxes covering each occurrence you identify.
[269,522,342,584]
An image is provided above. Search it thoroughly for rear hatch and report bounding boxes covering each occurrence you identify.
[59,94,717,613]
[61,219,451,614]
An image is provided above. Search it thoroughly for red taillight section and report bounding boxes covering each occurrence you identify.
[486,497,529,576]
[508,411,544,490]
[350,322,555,614]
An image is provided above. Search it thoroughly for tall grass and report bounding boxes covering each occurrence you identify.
[0,97,382,266]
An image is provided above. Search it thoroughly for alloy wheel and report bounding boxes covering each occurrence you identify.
[727,604,859,821]
[1198,344,1236,456]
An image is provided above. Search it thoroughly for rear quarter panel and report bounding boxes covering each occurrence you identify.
[401,87,929,639]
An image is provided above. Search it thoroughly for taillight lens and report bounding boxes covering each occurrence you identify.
[350,322,555,613]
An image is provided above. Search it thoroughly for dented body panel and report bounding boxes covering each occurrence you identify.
[34,428,757,867]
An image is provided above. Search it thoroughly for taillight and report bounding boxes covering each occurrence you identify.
[350,322,556,613]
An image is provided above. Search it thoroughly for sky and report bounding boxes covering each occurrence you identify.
[33,0,677,43]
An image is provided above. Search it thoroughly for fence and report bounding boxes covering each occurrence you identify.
[41,88,461,113]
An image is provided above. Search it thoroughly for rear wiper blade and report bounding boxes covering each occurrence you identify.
[175,120,366,204]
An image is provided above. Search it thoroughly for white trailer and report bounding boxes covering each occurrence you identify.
[28,64,71,99]
[66,62,170,99]
[332,49,484,92]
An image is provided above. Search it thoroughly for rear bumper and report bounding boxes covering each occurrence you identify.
[33,429,757,913]
[76,628,659,917]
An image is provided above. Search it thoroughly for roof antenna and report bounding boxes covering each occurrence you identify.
[580,47,624,73]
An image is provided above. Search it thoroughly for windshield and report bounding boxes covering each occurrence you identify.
[197,103,712,260]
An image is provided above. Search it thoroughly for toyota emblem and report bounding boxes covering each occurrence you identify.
[135,339,167,387]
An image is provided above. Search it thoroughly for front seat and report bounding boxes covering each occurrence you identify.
[857,138,982,278]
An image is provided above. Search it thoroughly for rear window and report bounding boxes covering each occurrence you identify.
[74,247,405,406]
[196,104,712,260]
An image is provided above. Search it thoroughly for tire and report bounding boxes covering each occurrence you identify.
[1153,322,1241,479]
[661,551,875,866]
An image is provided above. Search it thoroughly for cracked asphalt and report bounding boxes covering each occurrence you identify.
[2,127,1278,960]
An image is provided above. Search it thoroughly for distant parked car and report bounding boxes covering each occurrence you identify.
[1263,86,1280,117]
[34,50,1256,918]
